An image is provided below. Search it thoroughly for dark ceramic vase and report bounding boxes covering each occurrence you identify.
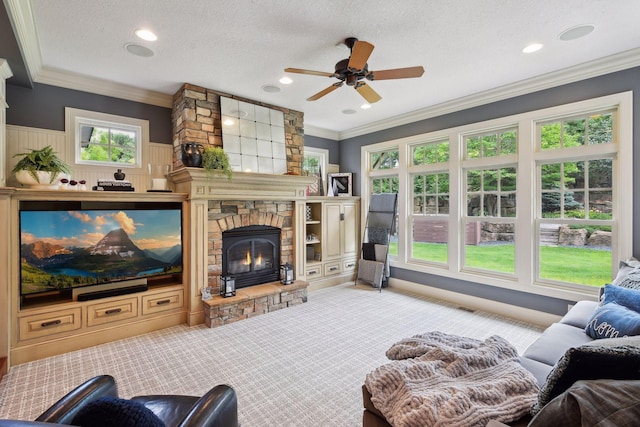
[182,142,204,167]
[114,168,125,180]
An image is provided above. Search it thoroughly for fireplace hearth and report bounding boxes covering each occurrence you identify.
[222,225,281,289]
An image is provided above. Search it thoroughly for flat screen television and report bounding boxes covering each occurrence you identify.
[19,200,183,302]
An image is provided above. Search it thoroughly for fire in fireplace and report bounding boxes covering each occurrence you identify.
[222,225,281,288]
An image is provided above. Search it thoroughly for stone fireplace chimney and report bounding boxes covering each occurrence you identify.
[171,83,305,174]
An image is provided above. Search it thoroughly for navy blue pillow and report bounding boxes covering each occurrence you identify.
[585,302,640,339]
[72,396,165,427]
[601,284,640,312]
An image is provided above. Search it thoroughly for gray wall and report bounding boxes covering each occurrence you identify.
[6,83,172,144]
[304,134,340,164]
[340,66,640,314]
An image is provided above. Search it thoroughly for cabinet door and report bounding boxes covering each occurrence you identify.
[323,203,342,259]
[342,202,359,257]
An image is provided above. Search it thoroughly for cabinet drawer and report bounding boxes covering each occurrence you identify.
[305,265,322,279]
[142,290,183,315]
[343,259,358,272]
[87,298,138,327]
[19,307,82,341]
[324,262,342,276]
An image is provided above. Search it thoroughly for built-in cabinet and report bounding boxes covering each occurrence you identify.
[13,284,185,365]
[304,197,360,288]
[6,190,188,366]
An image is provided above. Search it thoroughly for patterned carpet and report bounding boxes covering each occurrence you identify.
[0,283,543,426]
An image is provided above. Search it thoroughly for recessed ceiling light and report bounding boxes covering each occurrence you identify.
[522,43,543,54]
[223,118,235,126]
[342,109,357,115]
[279,76,293,85]
[559,24,595,41]
[262,85,281,93]
[360,103,371,110]
[135,28,157,41]
[124,43,154,57]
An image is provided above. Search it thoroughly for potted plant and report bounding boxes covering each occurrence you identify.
[12,145,72,188]
[201,146,232,180]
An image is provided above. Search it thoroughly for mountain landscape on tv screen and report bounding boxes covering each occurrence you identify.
[21,228,182,295]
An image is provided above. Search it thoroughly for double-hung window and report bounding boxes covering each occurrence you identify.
[361,92,632,299]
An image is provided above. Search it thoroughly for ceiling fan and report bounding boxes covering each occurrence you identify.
[285,37,425,104]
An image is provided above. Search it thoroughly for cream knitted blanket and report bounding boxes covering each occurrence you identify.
[365,331,538,427]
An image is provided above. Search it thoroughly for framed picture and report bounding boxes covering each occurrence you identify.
[328,173,352,197]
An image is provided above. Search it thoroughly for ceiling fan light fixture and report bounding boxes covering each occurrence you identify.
[522,43,544,54]
[360,103,371,109]
[279,76,293,84]
[134,28,157,41]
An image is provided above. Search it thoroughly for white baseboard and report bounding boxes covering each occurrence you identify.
[389,278,561,328]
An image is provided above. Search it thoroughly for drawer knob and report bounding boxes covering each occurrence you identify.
[309,271,317,275]
[329,267,338,271]
[41,319,62,328]
[105,308,122,315]
[346,263,354,268]
[156,299,171,305]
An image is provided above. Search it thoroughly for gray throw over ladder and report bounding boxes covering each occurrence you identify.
[355,193,398,291]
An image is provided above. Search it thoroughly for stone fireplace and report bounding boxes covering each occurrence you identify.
[171,168,314,327]
[170,83,314,327]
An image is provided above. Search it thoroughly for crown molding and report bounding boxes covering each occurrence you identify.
[4,0,41,81]
[338,47,640,140]
[35,67,173,108]
[303,124,339,140]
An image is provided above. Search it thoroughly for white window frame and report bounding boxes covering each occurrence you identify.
[302,146,328,176]
[65,108,149,172]
[361,92,633,302]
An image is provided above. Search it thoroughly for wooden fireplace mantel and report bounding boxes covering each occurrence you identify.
[171,167,315,200]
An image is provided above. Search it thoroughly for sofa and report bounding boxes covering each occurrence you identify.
[363,284,640,427]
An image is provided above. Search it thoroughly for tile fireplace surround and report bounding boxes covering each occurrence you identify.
[171,168,315,326]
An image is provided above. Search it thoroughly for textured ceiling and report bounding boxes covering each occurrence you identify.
[8,0,640,136]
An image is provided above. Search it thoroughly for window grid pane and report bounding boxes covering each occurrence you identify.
[412,140,449,165]
[540,112,613,150]
[78,121,140,166]
[466,168,517,217]
[465,128,517,159]
[370,150,399,170]
[413,173,450,215]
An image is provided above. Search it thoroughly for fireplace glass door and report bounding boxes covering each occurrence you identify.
[222,225,280,288]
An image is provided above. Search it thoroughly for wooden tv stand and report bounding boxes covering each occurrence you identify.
[3,189,190,366]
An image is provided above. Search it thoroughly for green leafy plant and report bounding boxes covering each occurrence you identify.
[201,146,232,180]
[12,146,72,183]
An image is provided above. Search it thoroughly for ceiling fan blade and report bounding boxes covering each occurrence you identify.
[307,82,343,101]
[284,67,335,77]
[355,82,382,104]
[347,40,374,71]
[368,66,425,80]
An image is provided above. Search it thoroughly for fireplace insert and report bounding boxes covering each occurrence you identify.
[222,225,281,288]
